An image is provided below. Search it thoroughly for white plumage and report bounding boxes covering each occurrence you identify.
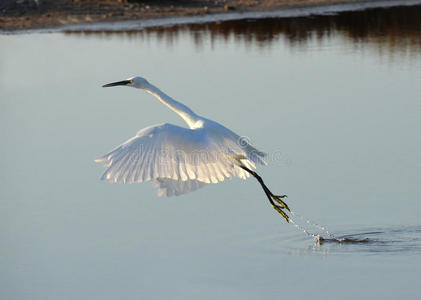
[96,76,266,196]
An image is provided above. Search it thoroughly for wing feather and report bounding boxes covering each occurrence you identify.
[96,122,266,196]
[154,178,207,197]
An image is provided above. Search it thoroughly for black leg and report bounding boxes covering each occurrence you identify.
[240,165,290,223]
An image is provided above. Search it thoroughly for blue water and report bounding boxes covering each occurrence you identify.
[1,5,421,300]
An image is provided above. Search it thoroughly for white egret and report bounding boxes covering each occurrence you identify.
[96,76,290,222]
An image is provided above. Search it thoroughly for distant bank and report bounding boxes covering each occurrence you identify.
[1,0,421,32]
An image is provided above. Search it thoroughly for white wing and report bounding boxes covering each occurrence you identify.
[154,178,207,197]
[95,122,266,196]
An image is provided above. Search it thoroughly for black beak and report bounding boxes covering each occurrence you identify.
[102,80,131,88]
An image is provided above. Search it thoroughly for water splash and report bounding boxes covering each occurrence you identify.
[290,210,337,239]
[286,209,374,245]
[288,217,319,239]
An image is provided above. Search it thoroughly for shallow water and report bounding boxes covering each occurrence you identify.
[1,4,421,300]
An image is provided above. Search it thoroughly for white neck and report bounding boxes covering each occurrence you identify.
[143,83,200,129]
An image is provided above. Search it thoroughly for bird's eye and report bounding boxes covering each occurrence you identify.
[129,80,133,84]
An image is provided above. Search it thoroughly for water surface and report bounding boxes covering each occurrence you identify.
[1,5,421,300]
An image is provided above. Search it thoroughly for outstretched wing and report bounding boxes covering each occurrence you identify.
[95,123,265,196]
[153,178,207,197]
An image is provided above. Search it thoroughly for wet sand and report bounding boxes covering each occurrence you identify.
[0,0,401,31]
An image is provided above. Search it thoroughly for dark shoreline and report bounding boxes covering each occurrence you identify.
[1,0,418,32]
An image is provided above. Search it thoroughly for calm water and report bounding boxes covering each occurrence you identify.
[1,5,421,300]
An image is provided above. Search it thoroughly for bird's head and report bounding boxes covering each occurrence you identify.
[102,76,150,89]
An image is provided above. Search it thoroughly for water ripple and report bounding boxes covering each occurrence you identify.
[308,225,421,255]
[256,225,421,256]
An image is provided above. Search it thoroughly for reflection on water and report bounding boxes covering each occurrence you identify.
[65,5,421,58]
[317,226,421,255]
[2,4,421,300]
[267,226,421,256]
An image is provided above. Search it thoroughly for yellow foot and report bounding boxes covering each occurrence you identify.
[272,195,290,212]
[272,205,289,223]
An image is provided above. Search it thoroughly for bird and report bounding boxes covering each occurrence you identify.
[95,76,291,222]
